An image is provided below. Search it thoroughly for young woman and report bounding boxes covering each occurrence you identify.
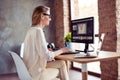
[23,5,69,80]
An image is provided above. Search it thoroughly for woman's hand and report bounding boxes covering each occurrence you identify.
[60,47,69,53]
[48,48,53,51]
[53,47,69,56]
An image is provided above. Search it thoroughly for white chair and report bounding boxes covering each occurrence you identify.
[20,43,24,58]
[8,51,32,80]
[9,51,60,80]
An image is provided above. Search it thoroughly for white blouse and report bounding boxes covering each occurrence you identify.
[23,25,55,80]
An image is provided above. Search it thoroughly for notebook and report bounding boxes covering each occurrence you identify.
[74,52,97,58]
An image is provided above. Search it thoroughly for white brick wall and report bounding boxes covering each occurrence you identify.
[116,0,120,79]
[116,0,120,52]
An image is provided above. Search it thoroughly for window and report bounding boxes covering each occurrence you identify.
[70,0,101,74]
[70,0,99,34]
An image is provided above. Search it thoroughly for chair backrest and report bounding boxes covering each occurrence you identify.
[8,51,32,80]
[20,43,24,58]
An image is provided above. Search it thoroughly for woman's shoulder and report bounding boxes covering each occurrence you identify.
[30,25,42,30]
[28,27,43,35]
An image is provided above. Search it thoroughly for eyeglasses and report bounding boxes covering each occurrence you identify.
[43,13,51,18]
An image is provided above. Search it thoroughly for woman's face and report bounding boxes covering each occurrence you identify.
[42,10,51,26]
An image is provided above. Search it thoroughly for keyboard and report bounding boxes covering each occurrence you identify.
[61,50,80,55]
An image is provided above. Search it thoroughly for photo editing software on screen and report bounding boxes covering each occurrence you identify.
[71,17,94,54]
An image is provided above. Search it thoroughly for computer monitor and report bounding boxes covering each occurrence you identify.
[71,17,94,55]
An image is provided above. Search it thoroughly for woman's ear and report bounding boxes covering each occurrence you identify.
[40,13,44,20]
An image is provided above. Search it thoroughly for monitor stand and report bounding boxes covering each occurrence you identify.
[75,43,94,56]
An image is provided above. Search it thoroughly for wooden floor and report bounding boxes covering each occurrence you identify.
[69,69,101,80]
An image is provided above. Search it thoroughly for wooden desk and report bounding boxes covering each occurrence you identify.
[55,51,120,80]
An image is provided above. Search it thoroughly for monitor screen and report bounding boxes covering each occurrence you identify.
[71,17,94,54]
[71,17,94,44]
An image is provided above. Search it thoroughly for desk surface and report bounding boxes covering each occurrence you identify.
[55,51,120,63]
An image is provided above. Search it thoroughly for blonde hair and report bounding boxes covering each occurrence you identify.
[32,5,50,26]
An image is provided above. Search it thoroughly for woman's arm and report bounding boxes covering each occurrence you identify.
[53,47,69,56]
